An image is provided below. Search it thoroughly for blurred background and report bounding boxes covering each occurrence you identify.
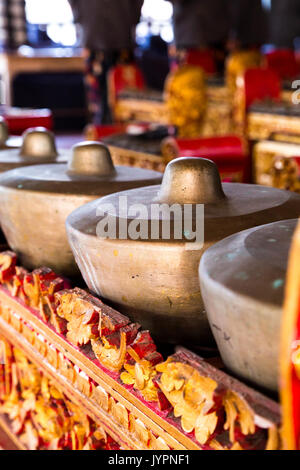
[0,0,300,132]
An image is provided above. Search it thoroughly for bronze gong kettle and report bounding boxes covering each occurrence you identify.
[66,157,300,345]
[0,141,162,276]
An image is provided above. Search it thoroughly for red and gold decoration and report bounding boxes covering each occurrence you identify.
[108,63,145,121]
[164,65,207,138]
[0,251,281,450]
[233,68,281,133]
[248,108,300,141]
[160,135,249,182]
[280,220,300,450]
[253,139,300,192]
[226,50,262,99]
[0,339,118,450]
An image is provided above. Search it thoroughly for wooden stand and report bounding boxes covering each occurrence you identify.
[113,84,234,139]
[102,133,166,173]
[0,50,84,106]
[248,103,300,141]
[253,137,300,191]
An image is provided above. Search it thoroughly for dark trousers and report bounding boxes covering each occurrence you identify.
[84,49,133,125]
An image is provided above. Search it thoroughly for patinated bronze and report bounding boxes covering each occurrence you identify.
[0,142,162,276]
[0,127,69,172]
[200,218,298,392]
[66,157,300,346]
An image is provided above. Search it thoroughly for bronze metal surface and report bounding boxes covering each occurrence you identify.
[20,127,58,158]
[199,218,298,391]
[66,157,300,346]
[0,142,162,276]
[68,141,116,176]
[157,157,225,204]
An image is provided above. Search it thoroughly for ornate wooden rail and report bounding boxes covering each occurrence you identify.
[0,252,281,450]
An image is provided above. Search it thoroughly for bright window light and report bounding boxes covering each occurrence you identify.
[25,0,173,46]
[25,0,74,24]
[139,0,173,43]
[161,24,174,43]
[47,23,77,47]
[261,0,271,10]
[142,0,173,22]
[25,0,76,46]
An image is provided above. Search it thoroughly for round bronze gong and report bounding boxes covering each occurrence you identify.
[0,141,162,275]
[0,127,69,172]
[66,157,300,346]
[200,218,298,391]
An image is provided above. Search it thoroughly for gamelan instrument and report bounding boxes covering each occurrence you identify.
[66,157,300,346]
[200,218,299,391]
[0,141,162,276]
[253,136,300,192]
[0,127,69,173]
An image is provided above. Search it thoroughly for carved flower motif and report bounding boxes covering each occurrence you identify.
[121,354,158,402]
[156,360,218,443]
[223,390,255,442]
[92,333,127,371]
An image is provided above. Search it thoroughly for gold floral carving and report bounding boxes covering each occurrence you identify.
[223,390,255,442]
[265,425,280,450]
[155,359,278,450]
[91,332,127,372]
[0,339,115,450]
[55,288,129,348]
[120,347,158,402]
[0,253,281,451]
[156,360,217,444]
[56,290,99,346]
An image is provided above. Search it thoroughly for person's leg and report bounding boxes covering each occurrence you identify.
[101,49,134,124]
[84,48,113,125]
[99,51,118,125]
[84,48,135,125]
[83,49,102,124]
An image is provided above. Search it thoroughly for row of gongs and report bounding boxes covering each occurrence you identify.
[0,118,299,392]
